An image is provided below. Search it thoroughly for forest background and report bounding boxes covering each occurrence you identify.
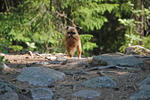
[0,0,150,56]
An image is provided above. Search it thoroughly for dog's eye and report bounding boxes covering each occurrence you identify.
[67,32,76,34]
[72,32,76,34]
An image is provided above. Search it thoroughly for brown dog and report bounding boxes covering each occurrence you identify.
[65,26,82,59]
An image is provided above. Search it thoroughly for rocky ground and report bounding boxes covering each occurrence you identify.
[0,52,150,100]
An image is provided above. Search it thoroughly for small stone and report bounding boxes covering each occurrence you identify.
[82,76,117,88]
[46,56,57,61]
[72,90,100,99]
[31,88,53,100]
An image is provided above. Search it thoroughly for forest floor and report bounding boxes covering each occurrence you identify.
[0,53,150,100]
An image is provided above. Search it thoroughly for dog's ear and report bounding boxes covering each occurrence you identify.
[75,26,82,31]
[65,26,69,30]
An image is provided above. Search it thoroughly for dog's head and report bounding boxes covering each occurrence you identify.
[65,26,81,38]
[66,26,78,37]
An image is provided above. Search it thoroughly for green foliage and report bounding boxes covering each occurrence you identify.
[80,34,98,56]
[118,1,150,53]
[9,45,23,52]
[143,36,150,50]
[0,0,150,56]
[119,34,141,52]
[57,0,118,31]
[74,3,118,31]
[0,0,64,53]
[0,56,9,64]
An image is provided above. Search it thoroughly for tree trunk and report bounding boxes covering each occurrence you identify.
[140,0,144,45]
[49,0,52,11]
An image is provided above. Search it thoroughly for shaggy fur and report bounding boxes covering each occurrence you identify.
[65,26,82,59]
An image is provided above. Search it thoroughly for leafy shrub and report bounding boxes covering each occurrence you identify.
[80,34,98,56]
[143,36,150,50]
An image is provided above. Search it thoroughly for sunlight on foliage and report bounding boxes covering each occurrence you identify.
[80,34,98,56]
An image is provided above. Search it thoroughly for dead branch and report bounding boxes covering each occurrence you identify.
[56,11,76,27]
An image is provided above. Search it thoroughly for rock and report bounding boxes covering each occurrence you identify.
[58,98,66,100]
[126,45,150,56]
[129,75,150,100]
[31,88,53,100]
[28,51,34,58]
[130,89,150,100]
[72,90,100,99]
[82,76,117,88]
[0,79,17,94]
[17,67,65,86]
[143,59,150,70]
[49,60,60,64]
[0,53,5,56]
[0,79,19,100]
[138,75,150,90]
[92,55,143,67]
[46,56,57,61]
[0,92,19,100]
[0,63,14,73]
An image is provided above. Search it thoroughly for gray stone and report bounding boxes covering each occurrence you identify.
[0,79,17,94]
[82,76,117,88]
[92,55,143,67]
[17,67,65,86]
[0,92,19,100]
[72,90,100,99]
[31,88,53,100]
[0,79,19,100]
[129,75,150,100]
[138,75,150,90]
[58,98,66,100]
[130,89,150,100]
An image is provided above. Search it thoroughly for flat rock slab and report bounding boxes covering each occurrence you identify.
[17,67,65,86]
[72,90,100,99]
[92,55,143,67]
[82,76,117,88]
[31,88,53,100]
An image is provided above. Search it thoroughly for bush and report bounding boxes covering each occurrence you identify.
[80,34,98,56]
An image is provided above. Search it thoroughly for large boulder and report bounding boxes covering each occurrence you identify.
[92,55,143,67]
[17,67,65,86]
[126,45,150,56]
